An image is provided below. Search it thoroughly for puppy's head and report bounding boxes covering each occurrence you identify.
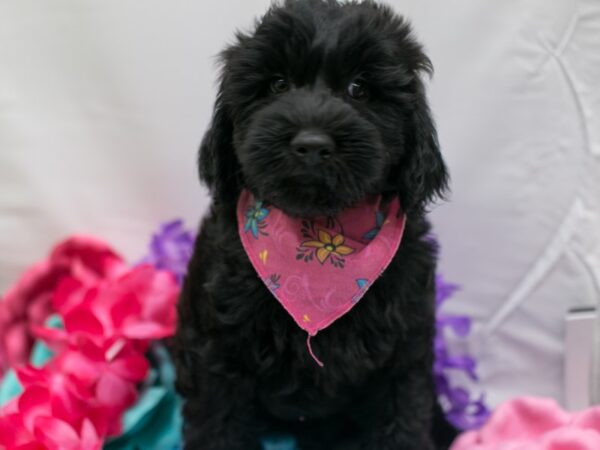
[199,0,448,217]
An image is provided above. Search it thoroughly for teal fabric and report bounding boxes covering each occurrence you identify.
[0,369,20,405]
[105,344,182,450]
[261,436,297,450]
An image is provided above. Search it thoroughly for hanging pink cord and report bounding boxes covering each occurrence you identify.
[306,334,324,367]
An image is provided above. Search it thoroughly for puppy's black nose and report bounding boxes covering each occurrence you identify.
[291,130,335,164]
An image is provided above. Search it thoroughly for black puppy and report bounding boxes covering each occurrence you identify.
[175,1,453,449]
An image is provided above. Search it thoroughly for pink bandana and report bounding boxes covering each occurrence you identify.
[237,189,406,366]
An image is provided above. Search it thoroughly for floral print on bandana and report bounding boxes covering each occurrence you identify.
[265,273,281,291]
[363,211,385,240]
[244,200,270,239]
[298,227,355,268]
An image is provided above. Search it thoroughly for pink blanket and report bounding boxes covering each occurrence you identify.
[451,396,600,450]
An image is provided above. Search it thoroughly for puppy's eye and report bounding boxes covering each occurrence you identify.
[347,79,368,100]
[270,77,289,94]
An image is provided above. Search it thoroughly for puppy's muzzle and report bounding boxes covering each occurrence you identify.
[290,129,335,165]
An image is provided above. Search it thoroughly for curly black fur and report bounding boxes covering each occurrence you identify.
[175,1,455,448]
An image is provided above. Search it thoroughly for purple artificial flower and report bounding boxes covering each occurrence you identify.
[140,220,196,284]
[435,275,490,430]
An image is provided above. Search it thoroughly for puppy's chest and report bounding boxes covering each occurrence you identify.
[237,257,402,368]
[208,223,408,366]
[249,278,404,421]
[202,214,426,367]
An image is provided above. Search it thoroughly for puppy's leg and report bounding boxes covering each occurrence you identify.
[294,418,361,450]
[353,366,436,450]
[180,372,265,450]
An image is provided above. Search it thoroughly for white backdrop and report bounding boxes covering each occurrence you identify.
[1,0,599,409]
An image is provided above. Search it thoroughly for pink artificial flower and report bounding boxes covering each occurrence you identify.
[33,265,178,352]
[0,236,125,374]
[16,365,94,430]
[451,396,600,450]
[108,265,179,340]
[34,417,101,450]
[0,385,102,450]
[80,264,178,342]
[51,338,149,436]
[0,411,37,448]
[1,234,180,448]
[1,337,149,443]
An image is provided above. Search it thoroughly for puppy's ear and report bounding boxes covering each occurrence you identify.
[395,77,449,214]
[198,86,240,203]
[375,11,449,213]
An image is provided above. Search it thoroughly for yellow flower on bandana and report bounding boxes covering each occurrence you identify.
[301,229,355,264]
